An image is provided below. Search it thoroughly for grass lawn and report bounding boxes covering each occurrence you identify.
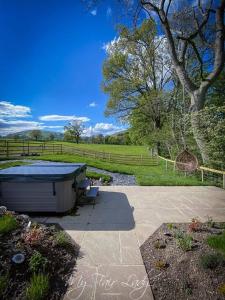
[29,153,210,186]
[0,161,28,170]
[54,142,150,156]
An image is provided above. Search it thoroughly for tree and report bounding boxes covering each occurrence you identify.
[48,133,55,141]
[64,120,84,144]
[103,19,174,153]
[30,130,42,141]
[141,0,225,162]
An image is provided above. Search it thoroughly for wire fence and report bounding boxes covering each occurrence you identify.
[0,140,158,166]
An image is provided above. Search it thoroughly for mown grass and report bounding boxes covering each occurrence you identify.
[29,153,210,186]
[52,142,150,155]
[0,161,28,170]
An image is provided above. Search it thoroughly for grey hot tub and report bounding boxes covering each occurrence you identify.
[0,163,86,212]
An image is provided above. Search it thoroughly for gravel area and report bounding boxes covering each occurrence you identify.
[87,166,137,186]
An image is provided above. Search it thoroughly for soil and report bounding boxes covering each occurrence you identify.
[140,222,225,300]
[0,213,79,299]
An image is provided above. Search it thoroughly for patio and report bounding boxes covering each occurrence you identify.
[34,186,225,300]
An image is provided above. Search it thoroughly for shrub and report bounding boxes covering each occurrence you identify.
[26,274,49,300]
[189,218,201,232]
[176,234,193,251]
[207,232,225,255]
[29,251,48,273]
[200,253,223,269]
[0,273,8,296]
[86,171,111,184]
[0,215,18,234]
[23,228,44,245]
[54,231,71,247]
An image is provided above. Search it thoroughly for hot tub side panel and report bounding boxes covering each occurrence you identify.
[55,179,76,212]
[0,182,57,212]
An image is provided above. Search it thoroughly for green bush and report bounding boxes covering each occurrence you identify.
[0,215,18,234]
[200,253,223,269]
[29,251,48,273]
[86,171,111,183]
[54,231,71,247]
[176,233,193,251]
[0,273,8,296]
[207,232,225,255]
[218,283,225,296]
[26,273,49,300]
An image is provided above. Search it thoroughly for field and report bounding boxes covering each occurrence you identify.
[0,140,211,186]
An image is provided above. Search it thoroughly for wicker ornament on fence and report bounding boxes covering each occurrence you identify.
[175,149,198,172]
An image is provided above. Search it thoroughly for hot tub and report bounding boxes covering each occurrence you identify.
[0,163,86,212]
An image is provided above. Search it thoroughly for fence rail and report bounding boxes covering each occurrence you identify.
[158,155,225,189]
[0,140,158,166]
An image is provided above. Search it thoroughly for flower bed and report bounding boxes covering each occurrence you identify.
[0,210,79,299]
[140,219,225,300]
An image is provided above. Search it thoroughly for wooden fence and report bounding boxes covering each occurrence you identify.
[0,140,158,166]
[158,155,225,189]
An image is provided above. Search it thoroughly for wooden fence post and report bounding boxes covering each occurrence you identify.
[223,174,225,189]
[28,142,30,156]
[6,141,9,158]
[61,144,63,154]
[201,170,204,182]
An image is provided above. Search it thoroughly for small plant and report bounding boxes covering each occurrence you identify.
[0,272,9,296]
[23,228,44,245]
[54,231,71,247]
[26,273,49,300]
[29,251,48,273]
[189,218,201,232]
[167,223,174,230]
[0,214,18,234]
[154,239,166,249]
[174,229,184,239]
[200,253,223,269]
[155,260,168,270]
[218,283,225,296]
[207,232,225,256]
[176,234,193,251]
[206,216,215,228]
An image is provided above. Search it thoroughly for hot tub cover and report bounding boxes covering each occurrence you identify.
[0,163,86,182]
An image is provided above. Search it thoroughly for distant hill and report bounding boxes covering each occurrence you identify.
[4,130,64,141]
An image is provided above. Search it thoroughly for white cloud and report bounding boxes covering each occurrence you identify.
[83,123,125,136]
[90,9,97,16]
[0,101,31,118]
[89,102,97,108]
[39,115,90,122]
[106,7,112,17]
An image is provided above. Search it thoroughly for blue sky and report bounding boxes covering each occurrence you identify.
[0,0,126,136]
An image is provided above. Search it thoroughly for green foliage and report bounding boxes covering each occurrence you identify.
[29,251,48,273]
[200,253,223,269]
[175,232,193,251]
[86,171,111,184]
[218,283,225,296]
[207,232,225,255]
[64,120,84,144]
[54,231,71,247]
[0,215,18,234]
[0,273,8,296]
[167,223,174,230]
[196,106,225,165]
[26,273,49,300]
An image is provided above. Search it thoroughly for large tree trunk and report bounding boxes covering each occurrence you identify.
[190,111,209,164]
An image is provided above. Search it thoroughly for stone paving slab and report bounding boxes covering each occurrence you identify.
[38,185,225,300]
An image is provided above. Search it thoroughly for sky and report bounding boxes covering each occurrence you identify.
[0,0,126,136]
